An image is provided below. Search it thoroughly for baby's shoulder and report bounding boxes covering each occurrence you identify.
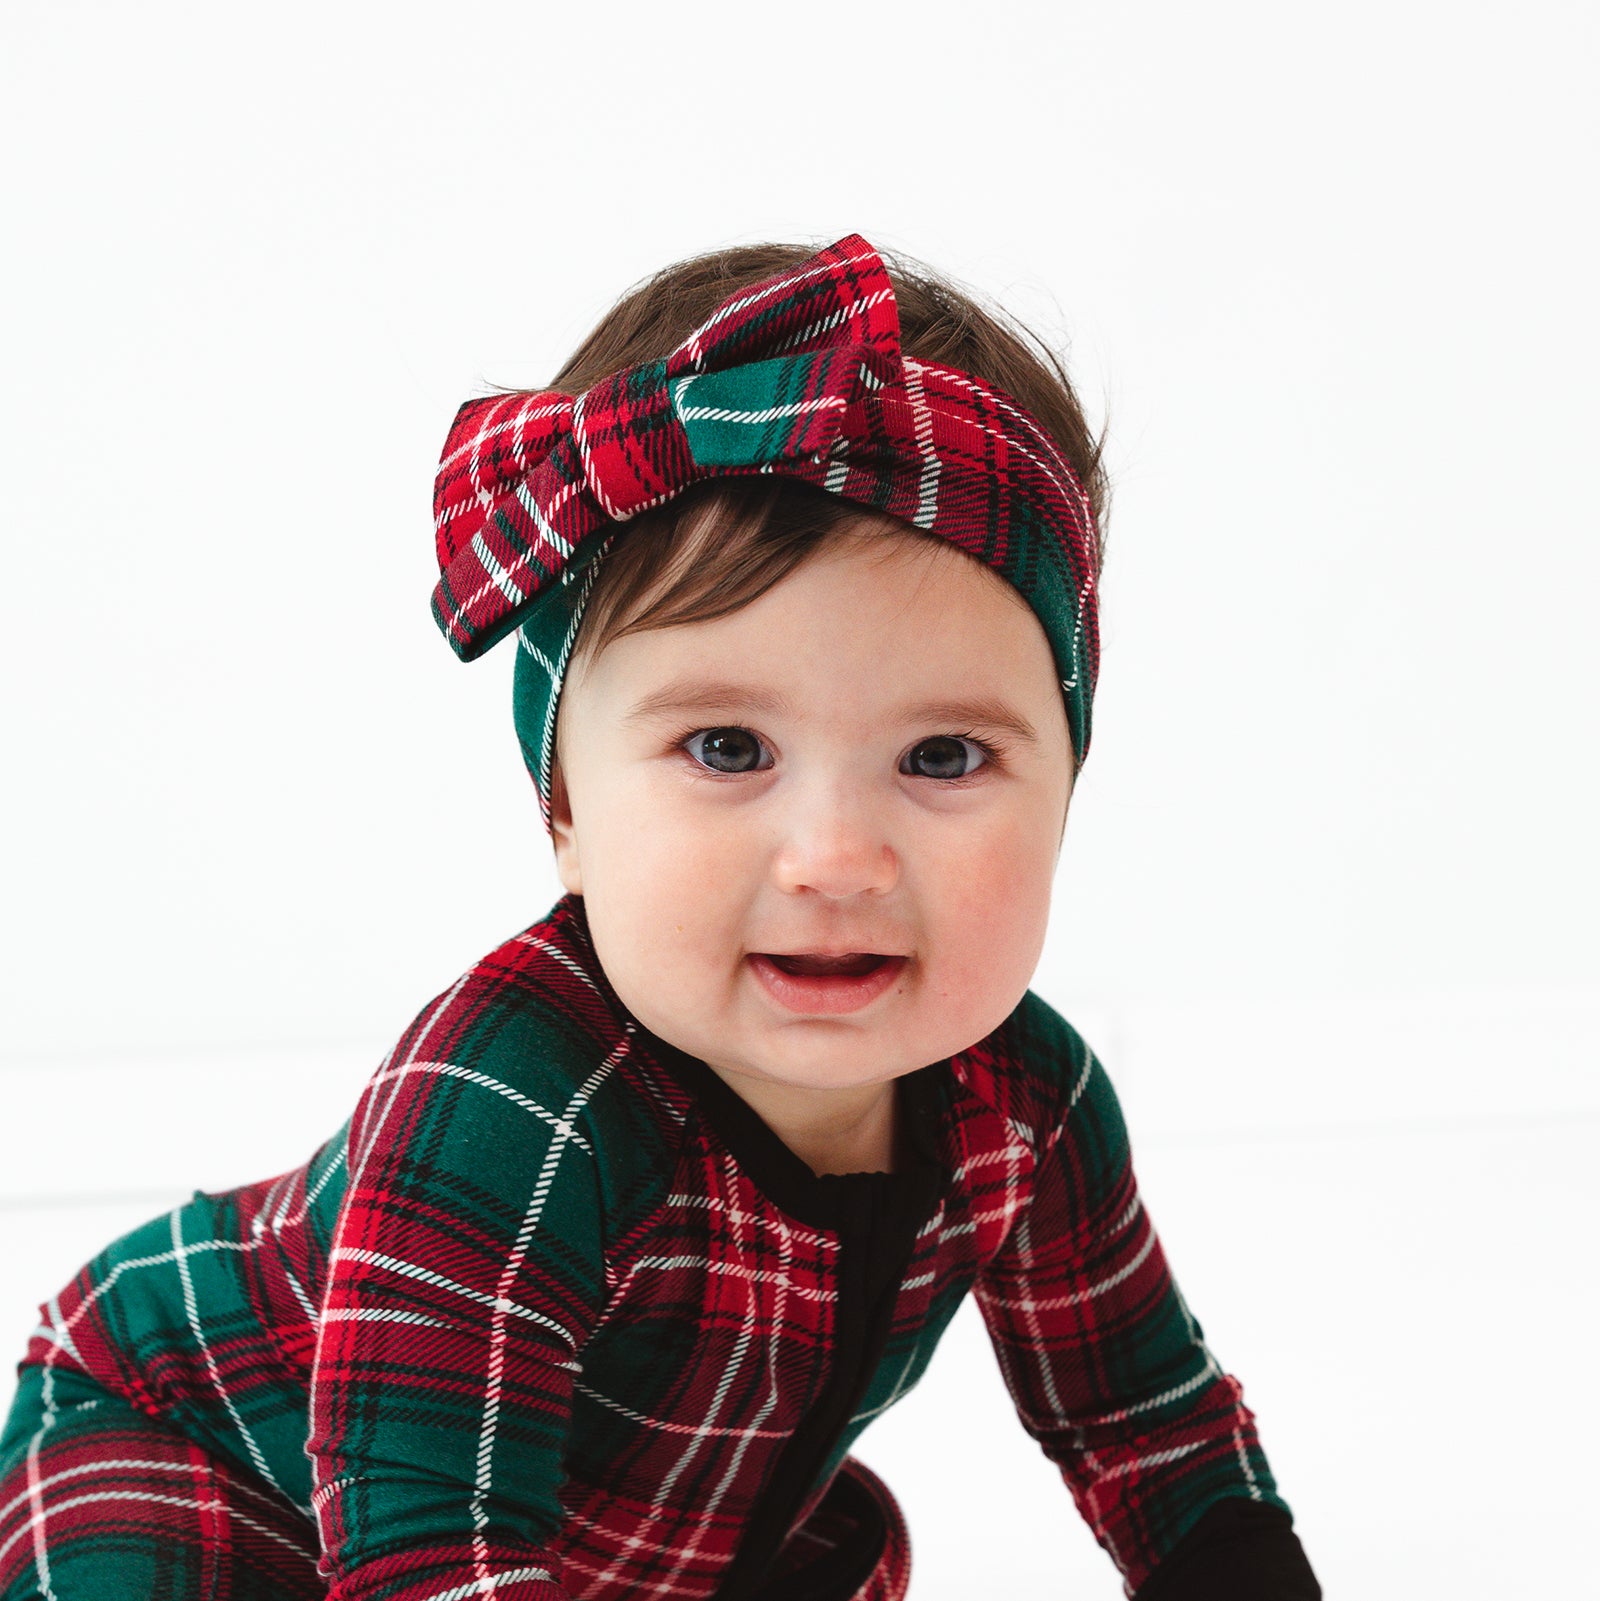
[367,894,681,1185]
[450,895,631,1072]
[948,986,1125,1161]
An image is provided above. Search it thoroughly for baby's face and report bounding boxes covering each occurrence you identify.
[549,519,1075,1101]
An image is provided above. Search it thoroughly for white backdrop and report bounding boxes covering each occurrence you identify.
[2,3,1596,1597]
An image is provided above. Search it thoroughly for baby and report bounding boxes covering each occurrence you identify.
[0,234,1320,1600]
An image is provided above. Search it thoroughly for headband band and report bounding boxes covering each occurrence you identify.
[429,233,1102,833]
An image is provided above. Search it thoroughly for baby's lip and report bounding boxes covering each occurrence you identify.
[757,949,905,960]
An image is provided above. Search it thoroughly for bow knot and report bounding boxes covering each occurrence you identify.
[669,345,897,470]
[431,235,904,660]
[568,359,689,522]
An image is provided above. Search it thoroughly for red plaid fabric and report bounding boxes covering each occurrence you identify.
[2,895,1295,1600]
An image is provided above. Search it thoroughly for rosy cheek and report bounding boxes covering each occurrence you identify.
[945,847,1047,973]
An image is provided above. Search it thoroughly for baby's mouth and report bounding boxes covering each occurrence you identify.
[763,952,889,978]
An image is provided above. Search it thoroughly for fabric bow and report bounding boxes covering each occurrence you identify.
[428,232,1102,833]
[431,235,904,663]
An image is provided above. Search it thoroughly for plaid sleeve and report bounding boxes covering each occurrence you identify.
[306,980,616,1601]
[973,993,1295,1598]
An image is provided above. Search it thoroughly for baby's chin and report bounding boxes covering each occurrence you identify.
[711,1048,909,1094]
[690,1016,952,1093]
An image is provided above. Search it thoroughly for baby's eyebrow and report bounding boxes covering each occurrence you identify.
[622,679,1039,746]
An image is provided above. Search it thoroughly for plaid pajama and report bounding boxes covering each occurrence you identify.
[2,893,1294,1600]
[0,1363,323,1599]
[0,1367,902,1601]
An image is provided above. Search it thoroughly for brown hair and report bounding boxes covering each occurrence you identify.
[490,240,1111,747]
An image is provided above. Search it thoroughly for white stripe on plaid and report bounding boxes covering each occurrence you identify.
[671,375,851,431]
[513,477,575,563]
[677,251,888,372]
[169,1205,299,1509]
[518,933,609,998]
[1232,1420,1264,1501]
[360,1061,598,1156]
[824,435,851,495]
[327,1250,580,1345]
[465,394,521,520]
[23,1423,59,1601]
[347,972,471,1196]
[469,531,527,609]
[900,356,943,530]
[571,1382,793,1440]
[415,1569,557,1601]
[988,1198,1158,1314]
[3,1459,178,1530]
[36,1235,263,1367]
[440,473,585,643]
[761,284,899,367]
[912,360,1098,697]
[468,1040,627,1584]
[1029,1359,1223,1436]
[259,1140,345,1240]
[435,395,569,505]
[529,530,615,835]
[569,390,622,522]
[2,1488,320,1578]
[319,1308,450,1330]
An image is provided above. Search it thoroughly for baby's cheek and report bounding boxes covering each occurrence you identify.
[597,823,740,966]
[940,839,1053,1001]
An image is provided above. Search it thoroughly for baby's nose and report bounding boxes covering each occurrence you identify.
[770,794,898,899]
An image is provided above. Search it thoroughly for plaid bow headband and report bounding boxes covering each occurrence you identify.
[430,233,1102,834]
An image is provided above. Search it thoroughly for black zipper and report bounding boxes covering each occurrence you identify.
[719,1171,938,1601]
[644,1034,948,1601]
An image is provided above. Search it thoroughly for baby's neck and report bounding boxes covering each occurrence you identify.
[708,1068,902,1178]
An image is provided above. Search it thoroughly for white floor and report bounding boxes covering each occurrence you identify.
[2,1052,1595,1599]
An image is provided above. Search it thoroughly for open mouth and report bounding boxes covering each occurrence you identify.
[763,952,890,978]
[749,952,905,1015]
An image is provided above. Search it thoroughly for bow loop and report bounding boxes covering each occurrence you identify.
[660,232,902,379]
[431,392,576,577]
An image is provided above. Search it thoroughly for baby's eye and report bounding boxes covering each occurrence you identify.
[683,727,773,775]
[903,735,993,781]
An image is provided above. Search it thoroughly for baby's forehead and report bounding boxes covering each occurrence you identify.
[556,510,1063,762]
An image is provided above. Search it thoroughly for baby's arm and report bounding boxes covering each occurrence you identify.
[973,994,1319,1599]
[306,983,612,1601]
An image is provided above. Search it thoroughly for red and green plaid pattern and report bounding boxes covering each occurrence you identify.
[3,895,1290,1599]
[0,1364,324,1598]
[429,234,1104,833]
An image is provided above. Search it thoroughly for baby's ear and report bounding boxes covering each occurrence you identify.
[548,758,583,896]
